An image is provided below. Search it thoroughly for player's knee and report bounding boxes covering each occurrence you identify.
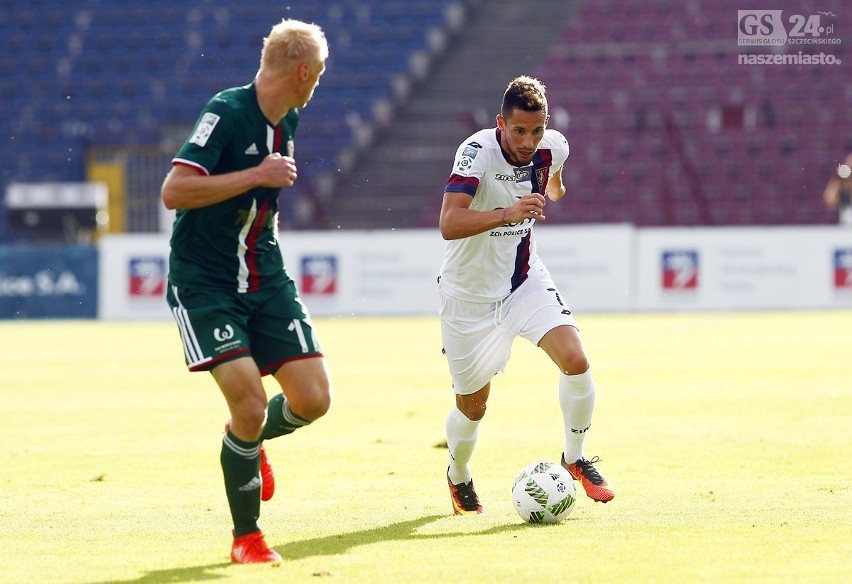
[291,381,331,421]
[231,400,268,440]
[559,353,590,376]
[306,390,331,421]
[458,400,486,421]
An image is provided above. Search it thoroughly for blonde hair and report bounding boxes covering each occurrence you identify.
[260,19,328,75]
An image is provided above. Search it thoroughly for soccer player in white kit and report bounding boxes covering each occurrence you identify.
[438,76,614,514]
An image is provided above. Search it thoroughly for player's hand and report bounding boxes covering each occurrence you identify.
[256,153,298,187]
[506,193,546,223]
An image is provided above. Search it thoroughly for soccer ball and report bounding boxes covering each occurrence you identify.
[511,461,576,524]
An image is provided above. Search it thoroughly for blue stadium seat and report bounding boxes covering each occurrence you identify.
[1,1,455,237]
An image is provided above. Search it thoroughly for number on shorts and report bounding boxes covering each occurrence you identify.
[548,287,572,316]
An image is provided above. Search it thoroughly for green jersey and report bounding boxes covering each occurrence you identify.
[168,82,299,293]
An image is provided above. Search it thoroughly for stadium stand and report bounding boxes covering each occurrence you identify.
[0,0,463,239]
[1,0,849,239]
[532,0,851,226]
[326,0,850,228]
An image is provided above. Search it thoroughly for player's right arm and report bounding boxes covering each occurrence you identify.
[162,153,298,210]
[439,191,546,240]
[440,133,546,240]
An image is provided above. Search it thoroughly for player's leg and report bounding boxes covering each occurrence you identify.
[539,324,592,456]
[445,384,489,514]
[440,292,513,514]
[514,269,614,502]
[166,283,280,560]
[448,384,490,484]
[212,358,283,562]
[539,325,614,502]
[253,280,329,440]
[256,323,329,440]
[269,356,331,433]
[509,269,593,463]
[243,282,328,505]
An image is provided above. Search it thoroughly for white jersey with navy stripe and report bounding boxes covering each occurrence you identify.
[438,127,569,303]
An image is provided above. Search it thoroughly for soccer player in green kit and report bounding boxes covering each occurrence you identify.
[161,19,329,564]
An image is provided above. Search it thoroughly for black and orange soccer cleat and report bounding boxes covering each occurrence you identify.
[230,531,282,564]
[448,471,483,515]
[562,455,615,503]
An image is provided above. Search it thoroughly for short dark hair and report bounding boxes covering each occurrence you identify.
[501,76,548,119]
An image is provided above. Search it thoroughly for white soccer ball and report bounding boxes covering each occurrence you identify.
[511,461,576,524]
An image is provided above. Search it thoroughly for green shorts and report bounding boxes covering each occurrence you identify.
[165,278,322,375]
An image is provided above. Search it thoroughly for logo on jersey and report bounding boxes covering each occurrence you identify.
[214,324,235,341]
[834,249,852,288]
[495,173,515,181]
[662,250,699,290]
[189,112,220,147]
[514,167,532,182]
[457,141,481,172]
[535,167,549,189]
[244,143,259,155]
[301,255,337,295]
[128,256,166,297]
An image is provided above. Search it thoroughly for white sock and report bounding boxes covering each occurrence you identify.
[446,406,480,485]
[559,368,596,463]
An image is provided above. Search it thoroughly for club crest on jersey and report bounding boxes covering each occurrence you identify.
[536,167,549,189]
[514,167,532,182]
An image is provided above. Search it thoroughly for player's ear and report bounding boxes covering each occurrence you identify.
[496,114,505,129]
[298,62,309,81]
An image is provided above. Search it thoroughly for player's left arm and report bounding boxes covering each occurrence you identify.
[545,167,566,202]
[545,130,568,202]
[823,176,840,210]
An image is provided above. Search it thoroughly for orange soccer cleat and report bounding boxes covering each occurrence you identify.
[562,455,615,503]
[230,531,282,564]
[258,444,275,502]
[447,471,483,515]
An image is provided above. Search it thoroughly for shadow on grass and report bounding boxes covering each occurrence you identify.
[280,513,528,560]
[94,513,528,583]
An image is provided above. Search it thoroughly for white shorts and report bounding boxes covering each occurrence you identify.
[439,265,577,395]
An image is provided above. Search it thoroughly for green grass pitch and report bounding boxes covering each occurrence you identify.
[0,311,850,583]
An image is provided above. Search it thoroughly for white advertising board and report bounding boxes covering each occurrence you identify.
[535,224,633,312]
[280,229,445,317]
[97,226,852,320]
[635,226,852,311]
[98,233,172,320]
[97,230,448,320]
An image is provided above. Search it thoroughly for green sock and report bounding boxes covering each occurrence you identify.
[262,393,311,441]
[220,430,261,537]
